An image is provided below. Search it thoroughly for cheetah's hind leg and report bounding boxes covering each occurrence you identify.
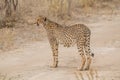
[77,41,86,71]
[84,36,93,70]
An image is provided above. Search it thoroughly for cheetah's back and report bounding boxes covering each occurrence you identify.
[54,24,90,47]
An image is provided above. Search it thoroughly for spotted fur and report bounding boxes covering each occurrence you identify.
[35,16,94,71]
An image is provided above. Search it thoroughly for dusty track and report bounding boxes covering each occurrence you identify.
[0,15,120,80]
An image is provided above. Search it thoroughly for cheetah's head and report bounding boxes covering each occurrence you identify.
[35,16,47,26]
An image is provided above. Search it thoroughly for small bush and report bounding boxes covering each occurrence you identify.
[0,17,15,29]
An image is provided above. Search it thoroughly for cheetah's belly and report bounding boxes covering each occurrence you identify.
[54,28,76,47]
[56,34,76,47]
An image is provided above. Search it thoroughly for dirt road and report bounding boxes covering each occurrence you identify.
[0,15,120,80]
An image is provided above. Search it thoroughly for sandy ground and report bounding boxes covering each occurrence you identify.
[0,15,120,80]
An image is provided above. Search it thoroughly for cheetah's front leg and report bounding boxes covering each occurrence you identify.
[50,41,59,68]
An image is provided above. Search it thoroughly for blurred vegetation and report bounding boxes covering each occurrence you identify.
[0,0,119,27]
[0,0,19,28]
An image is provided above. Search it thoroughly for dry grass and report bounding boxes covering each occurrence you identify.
[0,25,46,52]
[0,28,16,51]
[0,74,22,80]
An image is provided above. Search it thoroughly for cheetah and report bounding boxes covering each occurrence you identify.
[35,16,94,71]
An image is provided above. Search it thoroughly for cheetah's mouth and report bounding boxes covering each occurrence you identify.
[37,22,39,26]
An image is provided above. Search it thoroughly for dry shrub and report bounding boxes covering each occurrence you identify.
[48,0,61,17]
[48,0,72,19]
[48,0,60,17]
[79,0,95,7]
[0,28,16,51]
[0,17,16,29]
